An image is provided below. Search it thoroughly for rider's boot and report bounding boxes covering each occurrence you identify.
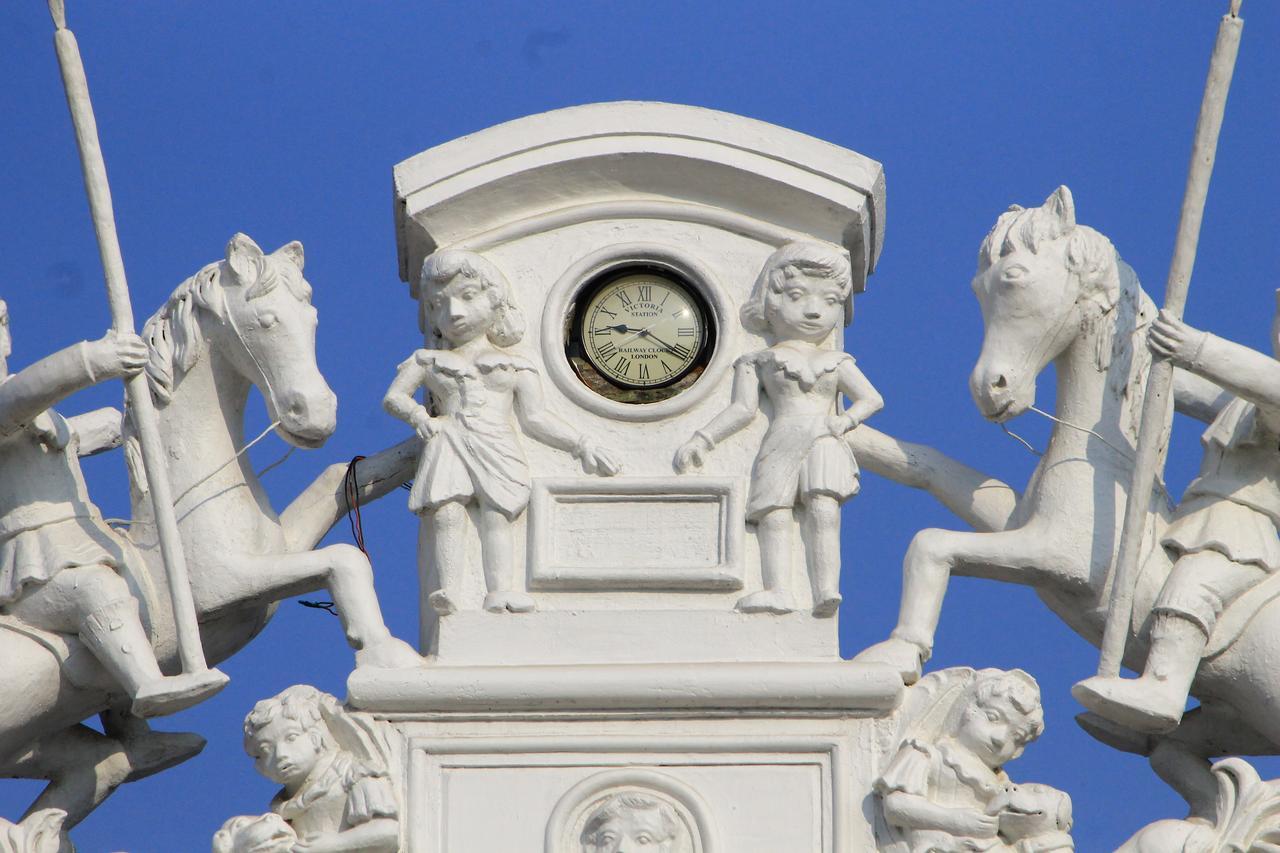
[78,598,228,718]
[1072,613,1206,734]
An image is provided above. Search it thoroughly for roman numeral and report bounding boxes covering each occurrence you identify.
[677,327,695,337]
[670,343,692,360]
[614,355,631,376]
[638,363,650,380]
[593,326,612,336]
[596,342,617,361]
[616,290,632,307]
[660,359,673,373]
[597,306,617,318]
[637,285,653,302]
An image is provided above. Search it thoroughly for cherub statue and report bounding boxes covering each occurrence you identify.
[580,792,683,853]
[674,242,883,616]
[235,685,399,853]
[875,668,1074,853]
[1075,299,1280,733]
[384,249,620,614]
[0,298,225,717]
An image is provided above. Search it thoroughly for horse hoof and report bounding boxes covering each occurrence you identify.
[428,589,458,615]
[130,669,230,718]
[852,638,924,684]
[812,592,842,618]
[735,590,796,615]
[356,637,423,669]
[483,591,537,613]
[1071,676,1183,735]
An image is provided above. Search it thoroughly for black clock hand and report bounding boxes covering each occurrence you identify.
[640,329,681,353]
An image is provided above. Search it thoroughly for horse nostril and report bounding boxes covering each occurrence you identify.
[993,375,1009,390]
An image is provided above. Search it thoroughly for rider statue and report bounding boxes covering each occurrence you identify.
[1076,298,1280,733]
[0,299,226,717]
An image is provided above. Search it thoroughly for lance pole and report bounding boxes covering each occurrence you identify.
[46,0,215,677]
[1096,0,1244,678]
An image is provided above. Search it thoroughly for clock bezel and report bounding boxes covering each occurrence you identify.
[571,265,715,395]
[540,243,734,423]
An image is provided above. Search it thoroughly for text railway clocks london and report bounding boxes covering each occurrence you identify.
[567,265,715,404]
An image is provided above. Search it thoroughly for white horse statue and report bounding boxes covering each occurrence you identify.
[851,187,1280,818]
[0,234,420,837]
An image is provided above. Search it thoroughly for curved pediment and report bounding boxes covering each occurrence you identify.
[393,101,885,294]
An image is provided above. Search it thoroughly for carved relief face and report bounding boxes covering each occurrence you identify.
[584,810,674,853]
[955,695,1029,767]
[250,717,324,788]
[581,797,680,853]
[426,273,497,347]
[766,271,845,344]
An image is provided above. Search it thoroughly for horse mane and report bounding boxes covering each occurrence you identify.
[138,261,225,406]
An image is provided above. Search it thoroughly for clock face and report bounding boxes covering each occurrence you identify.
[579,271,708,389]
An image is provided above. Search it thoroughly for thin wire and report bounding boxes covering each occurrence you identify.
[255,445,296,478]
[345,455,368,556]
[1028,405,1136,463]
[172,420,281,506]
[1000,422,1043,456]
[301,454,368,618]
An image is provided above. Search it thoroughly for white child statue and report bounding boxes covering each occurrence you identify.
[234,685,399,853]
[384,250,620,614]
[0,298,226,717]
[675,242,882,616]
[876,668,1074,853]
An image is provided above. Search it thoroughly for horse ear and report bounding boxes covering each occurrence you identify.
[226,233,264,284]
[1044,186,1076,230]
[272,241,305,272]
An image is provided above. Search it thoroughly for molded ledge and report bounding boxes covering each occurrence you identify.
[346,661,903,715]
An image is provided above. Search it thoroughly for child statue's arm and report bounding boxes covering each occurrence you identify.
[881,791,1000,838]
[381,353,438,440]
[512,369,619,475]
[0,331,145,435]
[291,818,398,853]
[674,358,759,471]
[828,359,884,436]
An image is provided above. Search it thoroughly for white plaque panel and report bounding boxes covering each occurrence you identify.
[528,477,744,591]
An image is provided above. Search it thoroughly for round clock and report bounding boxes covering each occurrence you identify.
[567,266,714,404]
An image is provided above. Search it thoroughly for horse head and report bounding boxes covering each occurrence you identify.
[140,234,337,449]
[969,186,1121,422]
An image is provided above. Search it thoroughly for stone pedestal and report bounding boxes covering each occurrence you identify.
[349,661,902,852]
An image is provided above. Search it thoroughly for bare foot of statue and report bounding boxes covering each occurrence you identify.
[355,636,423,669]
[483,590,537,613]
[735,590,796,615]
[130,669,230,718]
[812,591,842,618]
[853,637,926,684]
[1071,676,1185,735]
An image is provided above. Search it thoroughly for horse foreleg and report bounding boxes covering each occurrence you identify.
[847,426,1019,533]
[854,526,1064,681]
[278,437,419,553]
[193,546,422,668]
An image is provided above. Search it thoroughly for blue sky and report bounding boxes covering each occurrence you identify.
[2,2,1278,850]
